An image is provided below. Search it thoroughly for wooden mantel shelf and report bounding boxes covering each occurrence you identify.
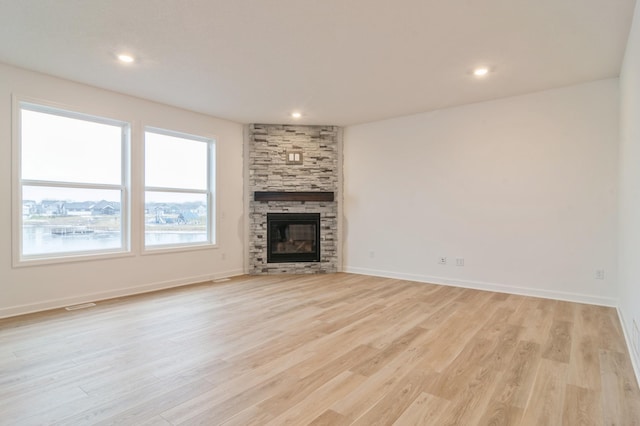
[254,191,335,202]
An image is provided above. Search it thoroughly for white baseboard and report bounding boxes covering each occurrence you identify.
[343,266,618,307]
[0,268,244,319]
[617,307,640,387]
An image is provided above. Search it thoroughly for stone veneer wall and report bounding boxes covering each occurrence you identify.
[248,124,339,274]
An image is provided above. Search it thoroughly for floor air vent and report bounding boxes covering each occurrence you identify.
[64,302,96,311]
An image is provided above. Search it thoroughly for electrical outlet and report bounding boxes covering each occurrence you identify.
[633,320,640,358]
[438,256,447,265]
[369,250,375,259]
[456,258,464,266]
[221,252,226,260]
[595,269,605,280]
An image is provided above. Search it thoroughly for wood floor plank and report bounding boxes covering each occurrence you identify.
[219,406,273,426]
[489,340,542,409]
[391,391,450,426]
[263,370,367,425]
[434,364,503,426]
[330,345,433,419]
[53,376,202,425]
[162,371,298,424]
[420,312,490,371]
[520,358,569,426]
[350,325,430,377]
[91,378,222,426]
[0,273,638,425]
[274,335,380,380]
[518,299,555,345]
[595,307,628,353]
[554,300,577,323]
[256,345,375,418]
[507,297,539,328]
[600,349,640,424]
[567,333,602,390]
[138,415,173,426]
[314,303,383,334]
[416,299,463,329]
[541,319,573,363]
[350,369,437,426]
[478,400,524,425]
[307,409,349,426]
[364,301,431,350]
[562,384,602,426]
[425,337,497,400]
[0,383,90,425]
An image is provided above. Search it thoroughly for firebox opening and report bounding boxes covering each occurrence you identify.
[267,213,320,263]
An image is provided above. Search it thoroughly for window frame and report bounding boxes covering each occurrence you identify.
[142,126,217,252]
[12,97,132,267]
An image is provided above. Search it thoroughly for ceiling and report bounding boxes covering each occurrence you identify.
[0,0,636,126]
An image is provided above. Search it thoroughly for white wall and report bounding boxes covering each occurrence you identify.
[343,79,619,305]
[0,63,245,318]
[618,0,640,374]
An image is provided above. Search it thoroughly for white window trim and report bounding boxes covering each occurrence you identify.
[12,96,132,267]
[142,126,217,253]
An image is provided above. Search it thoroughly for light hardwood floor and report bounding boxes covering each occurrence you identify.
[1,273,639,425]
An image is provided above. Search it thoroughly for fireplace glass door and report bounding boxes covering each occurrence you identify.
[267,213,320,263]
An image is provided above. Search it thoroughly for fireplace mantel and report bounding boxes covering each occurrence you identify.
[254,191,334,202]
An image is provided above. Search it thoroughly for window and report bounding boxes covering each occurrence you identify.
[17,102,129,261]
[144,128,215,249]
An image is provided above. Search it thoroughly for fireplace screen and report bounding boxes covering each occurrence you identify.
[267,213,320,263]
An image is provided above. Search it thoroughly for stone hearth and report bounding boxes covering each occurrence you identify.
[248,124,339,274]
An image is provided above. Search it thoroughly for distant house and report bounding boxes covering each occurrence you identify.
[40,201,65,216]
[177,211,199,224]
[22,200,36,217]
[66,201,93,216]
[91,200,119,216]
[153,206,167,223]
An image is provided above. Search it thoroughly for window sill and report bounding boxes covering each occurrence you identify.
[142,242,218,256]
[14,250,135,268]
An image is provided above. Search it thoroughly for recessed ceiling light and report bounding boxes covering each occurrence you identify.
[291,112,302,119]
[473,67,489,77]
[117,54,135,63]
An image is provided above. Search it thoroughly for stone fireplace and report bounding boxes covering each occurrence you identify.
[248,124,339,274]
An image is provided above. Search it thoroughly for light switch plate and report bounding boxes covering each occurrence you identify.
[286,150,303,164]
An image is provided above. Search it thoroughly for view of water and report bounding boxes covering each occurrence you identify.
[23,225,207,255]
